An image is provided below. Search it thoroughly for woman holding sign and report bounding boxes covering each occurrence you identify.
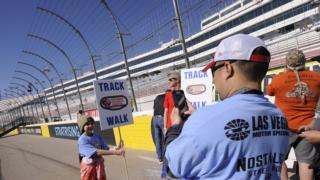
[77,115,125,180]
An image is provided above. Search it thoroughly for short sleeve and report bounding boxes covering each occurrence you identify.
[78,137,97,158]
[99,136,109,150]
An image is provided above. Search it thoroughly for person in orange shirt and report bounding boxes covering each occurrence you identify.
[163,71,181,133]
[162,71,195,178]
[161,71,181,178]
[267,49,320,180]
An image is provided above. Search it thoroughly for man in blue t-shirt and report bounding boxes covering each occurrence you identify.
[165,34,289,179]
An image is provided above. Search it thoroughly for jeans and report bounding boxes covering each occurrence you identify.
[153,115,164,161]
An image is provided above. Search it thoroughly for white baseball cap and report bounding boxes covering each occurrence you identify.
[202,34,270,72]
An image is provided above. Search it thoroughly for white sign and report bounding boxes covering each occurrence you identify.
[94,79,133,130]
[181,67,213,109]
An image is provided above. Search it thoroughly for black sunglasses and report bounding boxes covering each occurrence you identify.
[211,61,236,76]
[168,78,178,82]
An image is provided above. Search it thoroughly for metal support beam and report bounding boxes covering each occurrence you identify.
[27,34,84,111]
[22,51,71,120]
[100,0,138,111]
[172,0,190,68]
[37,7,99,80]
[18,61,61,119]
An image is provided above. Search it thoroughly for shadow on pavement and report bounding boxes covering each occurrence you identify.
[0,143,79,172]
[0,134,20,139]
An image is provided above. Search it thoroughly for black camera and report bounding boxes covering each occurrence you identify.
[172,90,189,121]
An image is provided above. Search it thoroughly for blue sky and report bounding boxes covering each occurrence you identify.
[0,0,234,100]
[0,0,38,98]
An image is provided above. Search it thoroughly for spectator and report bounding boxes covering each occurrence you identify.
[165,34,289,179]
[77,115,124,180]
[77,110,84,120]
[267,49,320,180]
[152,93,165,162]
[162,71,195,178]
[163,71,181,133]
[299,97,320,180]
[78,110,84,116]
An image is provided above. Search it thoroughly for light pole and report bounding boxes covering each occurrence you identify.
[18,61,61,119]
[22,50,71,120]
[27,34,84,111]
[100,0,138,111]
[172,0,190,68]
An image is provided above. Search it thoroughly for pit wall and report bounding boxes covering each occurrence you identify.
[17,112,156,152]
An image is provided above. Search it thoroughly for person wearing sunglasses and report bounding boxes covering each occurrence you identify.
[164,34,289,179]
[163,71,182,134]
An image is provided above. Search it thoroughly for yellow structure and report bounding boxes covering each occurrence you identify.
[41,125,50,137]
[113,115,155,151]
[19,114,156,152]
[7,128,19,136]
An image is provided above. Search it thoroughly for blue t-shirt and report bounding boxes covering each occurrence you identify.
[165,94,289,180]
[78,133,109,158]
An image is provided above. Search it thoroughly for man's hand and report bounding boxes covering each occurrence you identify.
[171,108,182,126]
[298,125,312,133]
[299,130,320,144]
[184,101,196,115]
